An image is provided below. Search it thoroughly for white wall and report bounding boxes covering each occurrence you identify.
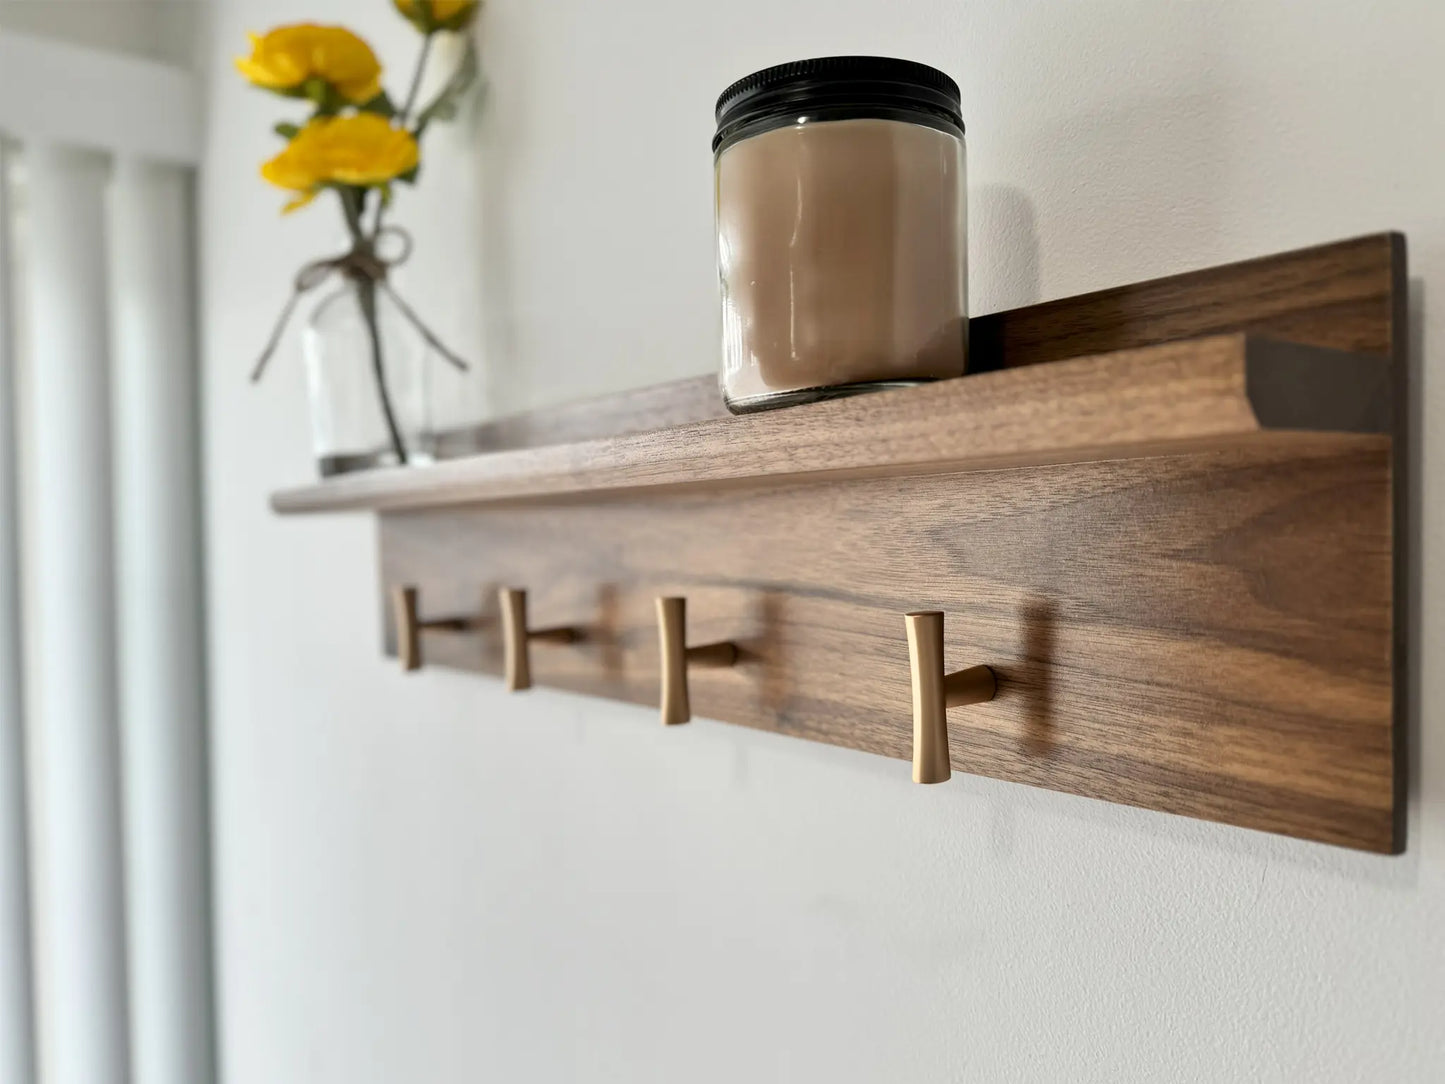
[0,0,198,68]
[201,1,1445,1081]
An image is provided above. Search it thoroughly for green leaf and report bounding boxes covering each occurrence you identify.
[273,121,301,139]
[302,78,344,116]
[359,90,398,119]
[396,162,422,186]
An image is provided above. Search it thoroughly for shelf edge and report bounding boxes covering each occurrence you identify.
[272,333,1389,516]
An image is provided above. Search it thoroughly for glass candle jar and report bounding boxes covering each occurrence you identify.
[714,57,968,413]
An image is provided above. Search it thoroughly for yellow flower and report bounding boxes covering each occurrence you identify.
[260,115,419,212]
[235,24,383,104]
[393,0,481,33]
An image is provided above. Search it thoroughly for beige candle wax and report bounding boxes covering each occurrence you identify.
[717,117,967,409]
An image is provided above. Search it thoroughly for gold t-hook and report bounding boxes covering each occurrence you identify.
[655,597,738,725]
[904,611,997,783]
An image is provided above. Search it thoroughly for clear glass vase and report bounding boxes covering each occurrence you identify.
[303,277,435,476]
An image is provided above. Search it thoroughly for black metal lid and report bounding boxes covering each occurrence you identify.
[713,56,964,153]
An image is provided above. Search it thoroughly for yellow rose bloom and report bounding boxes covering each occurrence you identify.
[261,115,420,212]
[235,24,383,104]
[393,0,481,33]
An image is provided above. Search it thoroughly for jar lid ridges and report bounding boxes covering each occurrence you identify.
[715,56,960,122]
[712,56,964,154]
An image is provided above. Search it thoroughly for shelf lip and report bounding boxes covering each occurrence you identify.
[271,333,1391,516]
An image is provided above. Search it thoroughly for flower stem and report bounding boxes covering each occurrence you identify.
[335,187,406,466]
[399,32,435,128]
[355,276,408,467]
[371,32,435,237]
[337,186,366,243]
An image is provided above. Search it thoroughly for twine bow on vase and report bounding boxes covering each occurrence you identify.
[249,225,469,469]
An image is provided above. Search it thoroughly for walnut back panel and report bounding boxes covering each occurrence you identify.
[380,438,1395,852]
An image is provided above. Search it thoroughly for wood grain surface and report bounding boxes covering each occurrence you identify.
[970,232,1404,368]
[379,439,1397,852]
[434,374,726,458]
[273,334,1387,514]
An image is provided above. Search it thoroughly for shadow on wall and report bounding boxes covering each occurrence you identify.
[969,183,1041,315]
[1405,276,1425,826]
[966,0,1232,293]
[1020,88,1230,295]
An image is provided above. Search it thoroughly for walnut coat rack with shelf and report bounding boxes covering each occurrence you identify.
[274,233,1408,854]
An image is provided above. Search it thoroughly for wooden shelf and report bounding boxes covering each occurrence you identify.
[272,333,1389,515]
[270,233,1407,854]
